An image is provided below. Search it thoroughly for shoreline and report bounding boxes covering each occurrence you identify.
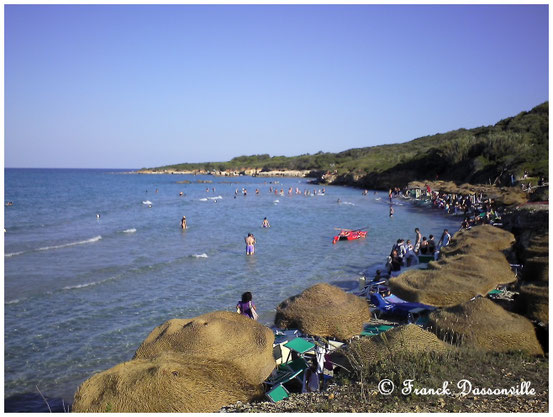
[134,169,313,178]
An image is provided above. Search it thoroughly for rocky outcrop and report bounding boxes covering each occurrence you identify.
[389,225,517,307]
[428,297,544,355]
[275,283,371,340]
[73,311,274,412]
[72,352,264,413]
[134,311,275,384]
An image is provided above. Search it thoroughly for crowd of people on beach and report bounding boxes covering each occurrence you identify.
[385,227,450,275]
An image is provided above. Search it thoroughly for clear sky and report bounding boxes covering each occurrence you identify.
[4,4,549,169]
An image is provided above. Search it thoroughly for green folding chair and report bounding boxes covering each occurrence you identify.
[265,366,303,387]
[265,384,289,403]
[360,324,394,337]
[283,337,316,363]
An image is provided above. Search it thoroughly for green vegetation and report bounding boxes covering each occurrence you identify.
[144,102,548,189]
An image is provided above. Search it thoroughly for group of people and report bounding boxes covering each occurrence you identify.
[233,186,326,197]
[386,227,451,274]
[401,185,504,230]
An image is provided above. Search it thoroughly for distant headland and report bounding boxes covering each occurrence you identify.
[138,102,548,190]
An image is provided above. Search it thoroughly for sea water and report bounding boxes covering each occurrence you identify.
[4,168,460,410]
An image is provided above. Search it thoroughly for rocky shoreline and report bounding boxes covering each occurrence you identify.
[136,168,312,178]
[70,182,548,413]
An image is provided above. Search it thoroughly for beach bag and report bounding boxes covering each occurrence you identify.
[249,301,259,320]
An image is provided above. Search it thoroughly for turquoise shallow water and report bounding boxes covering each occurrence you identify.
[4,168,460,408]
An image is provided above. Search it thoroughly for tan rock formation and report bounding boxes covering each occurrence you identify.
[428,297,544,355]
[390,225,517,307]
[275,283,371,340]
[72,352,264,413]
[134,311,275,385]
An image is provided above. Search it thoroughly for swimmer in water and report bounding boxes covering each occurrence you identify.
[389,206,394,217]
[245,233,256,255]
[96,213,100,219]
[262,217,270,228]
[181,216,187,229]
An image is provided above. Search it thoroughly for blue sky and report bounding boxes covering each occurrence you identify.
[4,4,549,169]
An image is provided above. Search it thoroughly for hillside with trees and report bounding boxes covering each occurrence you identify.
[142,102,548,189]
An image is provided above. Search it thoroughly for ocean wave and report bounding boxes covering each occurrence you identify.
[5,299,20,305]
[62,274,121,291]
[123,228,137,233]
[37,236,102,252]
[208,196,223,200]
[191,253,208,258]
[199,198,208,201]
[142,200,152,205]
[62,281,101,290]
[5,251,25,258]
[341,202,355,206]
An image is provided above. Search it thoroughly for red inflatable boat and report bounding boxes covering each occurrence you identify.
[332,230,367,244]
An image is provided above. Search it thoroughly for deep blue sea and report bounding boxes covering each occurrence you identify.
[4,168,460,411]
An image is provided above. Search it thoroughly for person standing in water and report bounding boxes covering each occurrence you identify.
[181,216,187,229]
[245,233,256,255]
[389,206,394,217]
[262,217,270,228]
[236,291,258,319]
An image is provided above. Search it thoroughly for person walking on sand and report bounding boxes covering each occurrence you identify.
[262,217,270,228]
[181,216,187,229]
[245,233,256,255]
[236,291,258,320]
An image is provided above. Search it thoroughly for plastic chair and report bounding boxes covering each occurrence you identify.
[265,384,289,403]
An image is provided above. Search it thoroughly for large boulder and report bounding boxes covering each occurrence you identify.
[72,352,263,413]
[390,225,517,307]
[439,224,515,256]
[390,251,515,307]
[428,297,544,356]
[134,311,275,384]
[73,311,275,412]
[331,325,450,370]
[275,283,371,340]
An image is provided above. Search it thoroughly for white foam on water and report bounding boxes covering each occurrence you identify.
[5,251,25,258]
[208,196,223,200]
[5,299,20,305]
[62,281,100,290]
[341,202,355,206]
[37,236,102,252]
[191,253,208,258]
[142,200,152,205]
[123,228,137,233]
[199,198,208,201]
